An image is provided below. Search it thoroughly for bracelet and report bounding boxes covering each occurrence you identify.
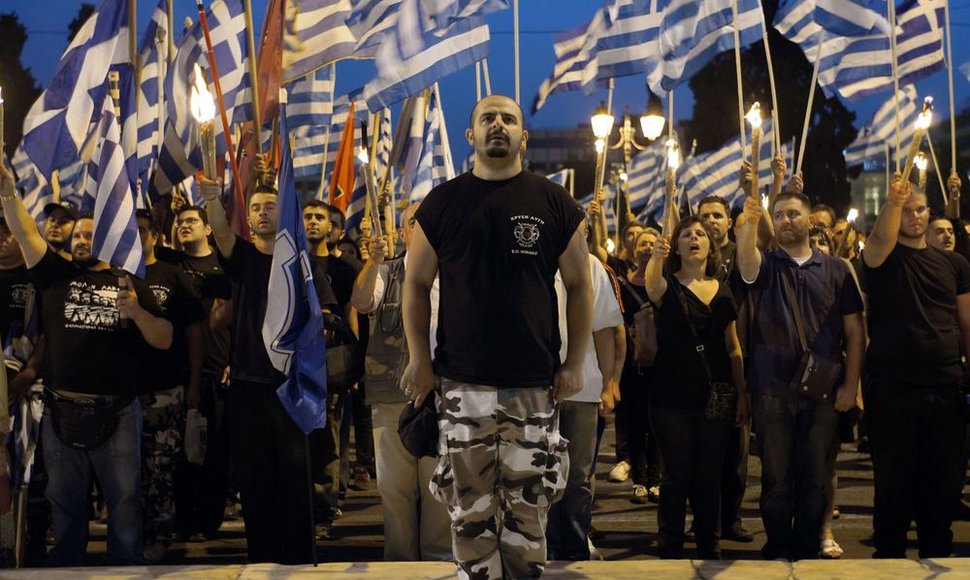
[0,189,16,202]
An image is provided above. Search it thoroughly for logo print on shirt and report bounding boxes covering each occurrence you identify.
[511,215,545,256]
[151,285,171,313]
[64,281,120,330]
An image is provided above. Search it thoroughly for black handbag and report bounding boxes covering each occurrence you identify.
[45,389,131,450]
[323,312,365,394]
[671,281,737,421]
[398,393,439,459]
[780,269,842,403]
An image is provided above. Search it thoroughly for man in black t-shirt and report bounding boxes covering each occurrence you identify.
[402,94,592,579]
[0,217,37,389]
[41,200,78,260]
[164,205,234,541]
[135,210,206,560]
[1,162,173,566]
[198,175,337,564]
[862,177,970,559]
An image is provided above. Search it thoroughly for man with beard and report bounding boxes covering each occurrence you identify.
[0,163,173,565]
[862,176,970,558]
[402,94,592,579]
[198,177,337,563]
[165,205,234,542]
[735,189,865,561]
[41,201,78,260]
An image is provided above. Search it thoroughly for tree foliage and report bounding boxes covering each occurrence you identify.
[0,12,41,161]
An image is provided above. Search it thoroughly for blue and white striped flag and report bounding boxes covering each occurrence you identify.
[263,104,329,434]
[348,0,403,54]
[679,120,784,212]
[774,0,944,101]
[284,0,372,83]
[363,0,489,110]
[91,90,144,276]
[844,85,918,167]
[545,169,571,189]
[409,87,455,202]
[627,140,668,213]
[292,90,369,189]
[347,107,393,234]
[583,0,661,90]
[815,0,891,37]
[136,0,169,198]
[421,0,509,28]
[646,0,765,95]
[20,0,130,181]
[153,0,251,197]
[10,147,50,220]
[286,65,335,135]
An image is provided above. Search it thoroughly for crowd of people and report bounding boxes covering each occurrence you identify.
[0,93,968,579]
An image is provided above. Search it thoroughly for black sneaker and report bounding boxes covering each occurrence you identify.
[723,522,754,543]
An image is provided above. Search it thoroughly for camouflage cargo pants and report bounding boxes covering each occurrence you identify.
[430,379,569,580]
[140,386,185,544]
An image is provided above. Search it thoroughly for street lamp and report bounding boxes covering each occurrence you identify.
[640,91,666,141]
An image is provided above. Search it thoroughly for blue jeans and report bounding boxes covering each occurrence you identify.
[43,398,144,565]
[546,401,598,560]
[753,392,838,561]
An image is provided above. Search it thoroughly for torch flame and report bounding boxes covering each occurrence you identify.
[190,64,216,123]
[745,102,762,131]
[666,139,681,170]
[761,194,769,210]
[847,208,858,223]
[356,146,370,165]
[914,151,928,171]
[915,97,933,130]
[0,86,4,105]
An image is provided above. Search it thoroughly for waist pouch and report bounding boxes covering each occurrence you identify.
[45,389,132,450]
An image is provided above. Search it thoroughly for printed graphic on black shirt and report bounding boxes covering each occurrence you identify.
[511,214,544,255]
[64,280,120,330]
[149,284,171,314]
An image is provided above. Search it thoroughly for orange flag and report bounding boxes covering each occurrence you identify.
[328,101,356,214]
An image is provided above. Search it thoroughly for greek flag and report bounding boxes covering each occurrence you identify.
[422,0,510,28]
[263,105,329,434]
[545,169,571,189]
[844,86,918,167]
[627,140,668,213]
[774,0,944,100]
[815,0,891,37]
[583,0,661,90]
[136,0,169,197]
[363,0,489,110]
[20,0,130,180]
[348,0,403,54]
[91,89,144,277]
[286,66,335,135]
[292,90,368,188]
[679,120,783,212]
[10,147,50,220]
[409,87,455,202]
[284,0,370,83]
[346,107,392,235]
[646,0,765,95]
[153,0,251,197]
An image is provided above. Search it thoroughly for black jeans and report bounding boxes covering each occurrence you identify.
[752,392,838,561]
[721,421,750,531]
[619,366,662,486]
[229,381,314,564]
[865,378,965,559]
[650,404,732,558]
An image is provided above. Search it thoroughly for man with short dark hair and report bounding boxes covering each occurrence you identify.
[736,188,865,561]
[0,163,173,565]
[811,204,837,233]
[134,209,206,561]
[42,201,78,260]
[402,94,592,578]
[862,177,970,558]
[199,175,337,563]
[926,215,957,253]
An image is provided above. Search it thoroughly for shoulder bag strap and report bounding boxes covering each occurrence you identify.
[670,279,715,384]
[779,266,810,353]
[617,276,646,308]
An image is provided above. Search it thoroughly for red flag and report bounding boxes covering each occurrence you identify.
[328,101,356,214]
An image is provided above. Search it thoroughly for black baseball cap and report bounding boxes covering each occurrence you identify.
[43,200,80,221]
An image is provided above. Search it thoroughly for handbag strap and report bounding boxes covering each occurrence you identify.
[779,265,810,353]
[670,278,715,384]
[617,276,646,308]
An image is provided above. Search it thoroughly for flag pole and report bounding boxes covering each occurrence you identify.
[887,0,901,172]
[732,0,746,152]
[759,17,782,150]
[316,64,336,201]
[195,0,247,229]
[796,31,824,174]
[926,132,948,201]
[513,0,520,104]
[129,0,139,104]
[167,0,176,63]
[482,58,492,96]
[475,62,482,102]
[243,0,263,156]
[944,0,957,178]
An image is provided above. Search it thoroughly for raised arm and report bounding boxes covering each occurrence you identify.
[118,276,173,350]
[588,199,608,263]
[399,222,439,408]
[0,163,49,268]
[554,226,594,402]
[197,175,236,260]
[862,174,909,269]
[644,235,669,305]
[350,235,388,314]
[735,193,764,283]
[946,172,961,219]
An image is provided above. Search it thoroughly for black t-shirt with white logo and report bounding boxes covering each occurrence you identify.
[0,266,32,345]
[139,260,207,393]
[221,237,338,386]
[415,170,584,388]
[29,250,163,396]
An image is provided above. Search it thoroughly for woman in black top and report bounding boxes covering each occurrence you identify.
[644,215,748,559]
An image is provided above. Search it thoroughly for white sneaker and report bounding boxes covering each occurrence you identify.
[631,484,649,504]
[588,536,604,560]
[607,461,631,482]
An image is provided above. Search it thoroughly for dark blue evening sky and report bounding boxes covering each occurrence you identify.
[5,0,970,165]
